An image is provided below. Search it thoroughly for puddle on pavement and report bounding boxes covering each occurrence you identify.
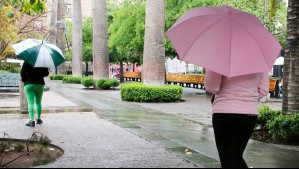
[42,107,93,113]
[0,110,20,114]
[167,146,220,168]
[0,107,93,114]
[0,93,19,99]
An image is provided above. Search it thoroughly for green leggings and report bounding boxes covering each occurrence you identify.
[24,84,44,121]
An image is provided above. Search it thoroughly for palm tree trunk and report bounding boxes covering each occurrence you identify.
[48,0,58,75]
[120,61,124,82]
[48,0,57,45]
[56,0,66,74]
[282,0,299,114]
[93,0,109,80]
[85,62,89,76]
[142,0,166,86]
[72,0,83,77]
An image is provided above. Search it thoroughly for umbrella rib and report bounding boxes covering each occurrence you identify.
[233,18,270,69]
[181,16,225,61]
[169,14,224,30]
[228,16,232,77]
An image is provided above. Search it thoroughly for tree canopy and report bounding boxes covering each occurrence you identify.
[0,0,46,15]
[0,0,47,60]
[66,17,93,63]
[108,0,145,65]
[108,0,287,61]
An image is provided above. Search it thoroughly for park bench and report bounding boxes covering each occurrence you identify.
[0,73,21,92]
[123,72,142,82]
[166,74,205,89]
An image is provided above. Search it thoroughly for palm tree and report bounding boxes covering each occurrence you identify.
[93,0,109,80]
[142,0,166,86]
[56,0,66,74]
[72,0,83,77]
[282,0,299,114]
[48,0,57,45]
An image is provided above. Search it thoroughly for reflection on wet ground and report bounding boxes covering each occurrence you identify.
[0,93,19,99]
[0,107,93,115]
[43,80,299,168]
[92,107,220,168]
[1,80,298,168]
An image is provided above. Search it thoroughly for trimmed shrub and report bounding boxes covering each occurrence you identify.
[267,114,299,143]
[120,82,183,102]
[258,105,281,128]
[95,79,119,90]
[0,63,20,73]
[62,76,82,84]
[81,77,94,88]
[109,79,120,87]
[49,74,69,80]
[0,70,9,73]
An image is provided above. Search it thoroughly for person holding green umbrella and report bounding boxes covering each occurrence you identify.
[21,62,49,127]
[12,39,66,127]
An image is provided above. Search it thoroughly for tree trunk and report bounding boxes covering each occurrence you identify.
[85,62,89,76]
[72,0,83,77]
[142,0,166,86]
[19,81,28,114]
[93,0,109,80]
[282,0,299,114]
[48,0,58,45]
[120,61,124,83]
[48,0,58,75]
[56,0,66,75]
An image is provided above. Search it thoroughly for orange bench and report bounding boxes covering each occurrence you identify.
[269,79,278,98]
[124,72,142,82]
[166,74,205,89]
[269,79,277,93]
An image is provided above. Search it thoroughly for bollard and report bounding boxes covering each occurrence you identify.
[19,80,29,114]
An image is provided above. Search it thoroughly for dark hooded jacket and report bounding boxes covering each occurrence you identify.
[20,62,49,86]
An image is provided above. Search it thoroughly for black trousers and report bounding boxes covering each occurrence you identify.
[212,113,258,168]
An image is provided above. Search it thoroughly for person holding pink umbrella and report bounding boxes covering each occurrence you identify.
[205,71,269,168]
[166,5,282,168]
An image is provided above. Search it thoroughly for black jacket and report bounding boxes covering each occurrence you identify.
[20,62,49,86]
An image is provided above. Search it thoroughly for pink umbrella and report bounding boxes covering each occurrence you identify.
[166,5,282,78]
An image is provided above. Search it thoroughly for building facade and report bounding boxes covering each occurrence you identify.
[44,0,93,30]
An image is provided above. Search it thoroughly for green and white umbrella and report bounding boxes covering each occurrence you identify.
[12,39,65,68]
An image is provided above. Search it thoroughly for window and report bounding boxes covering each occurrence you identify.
[34,20,43,30]
[65,3,72,17]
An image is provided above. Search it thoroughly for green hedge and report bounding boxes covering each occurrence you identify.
[0,70,9,73]
[257,105,299,144]
[81,77,94,88]
[96,79,119,90]
[258,105,281,128]
[268,114,299,142]
[62,76,83,84]
[49,74,69,80]
[0,63,20,73]
[120,82,183,102]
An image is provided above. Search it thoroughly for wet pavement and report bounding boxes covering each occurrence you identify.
[0,78,299,168]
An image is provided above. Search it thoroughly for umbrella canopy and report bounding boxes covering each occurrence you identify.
[12,39,65,68]
[274,56,284,65]
[166,5,282,78]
